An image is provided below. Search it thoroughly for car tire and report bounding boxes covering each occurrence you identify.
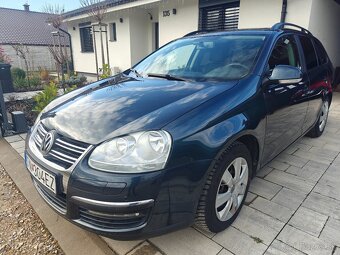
[307,99,330,138]
[195,141,252,233]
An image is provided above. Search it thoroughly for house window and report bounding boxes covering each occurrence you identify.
[110,23,117,41]
[199,1,240,31]
[79,22,94,52]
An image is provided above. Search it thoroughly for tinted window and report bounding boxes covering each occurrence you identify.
[268,36,300,70]
[314,40,328,65]
[133,35,266,81]
[299,36,318,70]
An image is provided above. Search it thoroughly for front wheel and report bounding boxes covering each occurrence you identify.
[307,99,329,138]
[195,142,252,233]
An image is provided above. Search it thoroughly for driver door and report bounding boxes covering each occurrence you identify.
[262,35,309,165]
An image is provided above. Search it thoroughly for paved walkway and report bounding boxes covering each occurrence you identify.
[3,92,340,255]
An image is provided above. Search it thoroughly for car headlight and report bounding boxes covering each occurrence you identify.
[88,130,172,173]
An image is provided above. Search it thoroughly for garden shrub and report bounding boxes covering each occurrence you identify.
[33,81,58,112]
[11,67,26,80]
[30,76,42,87]
[40,69,50,81]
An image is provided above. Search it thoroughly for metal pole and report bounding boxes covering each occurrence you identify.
[92,25,99,80]
[99,23,105,67]
[59,27,74,72]
[105,25,110,69]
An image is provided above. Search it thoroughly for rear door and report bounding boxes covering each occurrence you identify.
[262,35,309,164]
[298,36,329,133]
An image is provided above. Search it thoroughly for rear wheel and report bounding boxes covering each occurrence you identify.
[195,142,252,233]
[307,99,329,138]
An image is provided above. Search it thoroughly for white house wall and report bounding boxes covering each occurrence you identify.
[158,0,199,46]
[238,0,313,29]
[309,0,340,67]
[129,9,152,66]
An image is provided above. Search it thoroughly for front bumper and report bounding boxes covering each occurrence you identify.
[25,129,212,239]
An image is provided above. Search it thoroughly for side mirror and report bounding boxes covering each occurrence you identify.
[268,65,303,84]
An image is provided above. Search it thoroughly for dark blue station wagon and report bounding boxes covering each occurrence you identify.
[25,23,333,239]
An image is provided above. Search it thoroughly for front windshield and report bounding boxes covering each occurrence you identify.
[133,34,266,81]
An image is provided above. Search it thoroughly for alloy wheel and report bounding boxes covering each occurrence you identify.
[215,157,249,222]
[319,101,329,132]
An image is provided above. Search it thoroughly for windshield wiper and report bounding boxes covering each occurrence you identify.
[147,73,188,82]
[128,68,143,78]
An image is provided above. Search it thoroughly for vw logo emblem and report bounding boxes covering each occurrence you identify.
[40,131,56,155]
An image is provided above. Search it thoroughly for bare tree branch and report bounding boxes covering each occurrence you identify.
[11,44,31,86]
[80,0,107,23]
[42,4,65,29]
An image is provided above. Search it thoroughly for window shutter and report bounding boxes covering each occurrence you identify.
[199,2,240,31]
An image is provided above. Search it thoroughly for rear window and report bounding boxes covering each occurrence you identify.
[299,36,318,70]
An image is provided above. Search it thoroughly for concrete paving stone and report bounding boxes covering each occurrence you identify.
[284,143,313,155]
[293,149,333,165]
[150,227,222,255]
[9,139,25,149]
[277,225,333,255]
[267,160,290,171]
[250,197,294,223]
[102,237,144,255]
[232,206,284,245]
[19,133,27,140]
[313,182,340,201]
[249,177,282,200]
[126,241,162,255]
[271,188,306,211]
[244,192,257,205]
[193,226,215,239]
[275,153,308,168]
[320,218,340,247]
[265,170,315,194]
[322,143,340,152]
[288,206,328,237]
[217,249,234,255]
[286,160,329,182]
[4,135,22,143]
[309,147,339,159]
[212,226,267,255]
[15,146,25,154]
[20,153,24,158]
[256,166,273,178]
[318,166,340,188]
[303,192,340,220]
[265,240,305,255]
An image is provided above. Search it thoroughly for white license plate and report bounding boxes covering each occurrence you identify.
[26,156,57,194]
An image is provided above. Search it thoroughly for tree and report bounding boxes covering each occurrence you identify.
[11,44,31,86]
[80,0,110,79]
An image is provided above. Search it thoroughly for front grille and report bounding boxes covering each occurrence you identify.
[34,181,67,214]
[33,123,90,169]
[79,207,148,230]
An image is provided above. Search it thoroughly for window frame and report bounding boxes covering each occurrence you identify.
[79,24,94,53]
[266,34,303,72]
[297,35,319,72]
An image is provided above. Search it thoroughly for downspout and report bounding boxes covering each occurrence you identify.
[280,0,288,23]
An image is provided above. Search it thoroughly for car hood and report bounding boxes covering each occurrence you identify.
[42,75,238,144]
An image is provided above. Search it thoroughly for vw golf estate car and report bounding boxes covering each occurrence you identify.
[25,23,333,239]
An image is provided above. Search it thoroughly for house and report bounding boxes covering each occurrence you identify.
[0,4,69,71]
[63,0,340,80]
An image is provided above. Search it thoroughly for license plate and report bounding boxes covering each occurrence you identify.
[26,156,57,194]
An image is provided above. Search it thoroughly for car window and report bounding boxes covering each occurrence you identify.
[314,39,328,65]
[299,36,318,70]
[268,36,300,70]
[133,35,266,81]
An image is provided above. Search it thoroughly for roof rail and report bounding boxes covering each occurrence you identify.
[271,22,312,35]
[184,30,210,37]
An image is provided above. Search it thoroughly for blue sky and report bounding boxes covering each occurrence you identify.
[0,0,81,12]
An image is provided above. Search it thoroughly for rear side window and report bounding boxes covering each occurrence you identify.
[299,36,318,70]
[314,40,328,65]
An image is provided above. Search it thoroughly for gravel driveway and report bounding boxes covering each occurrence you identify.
[0,164,64,255]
